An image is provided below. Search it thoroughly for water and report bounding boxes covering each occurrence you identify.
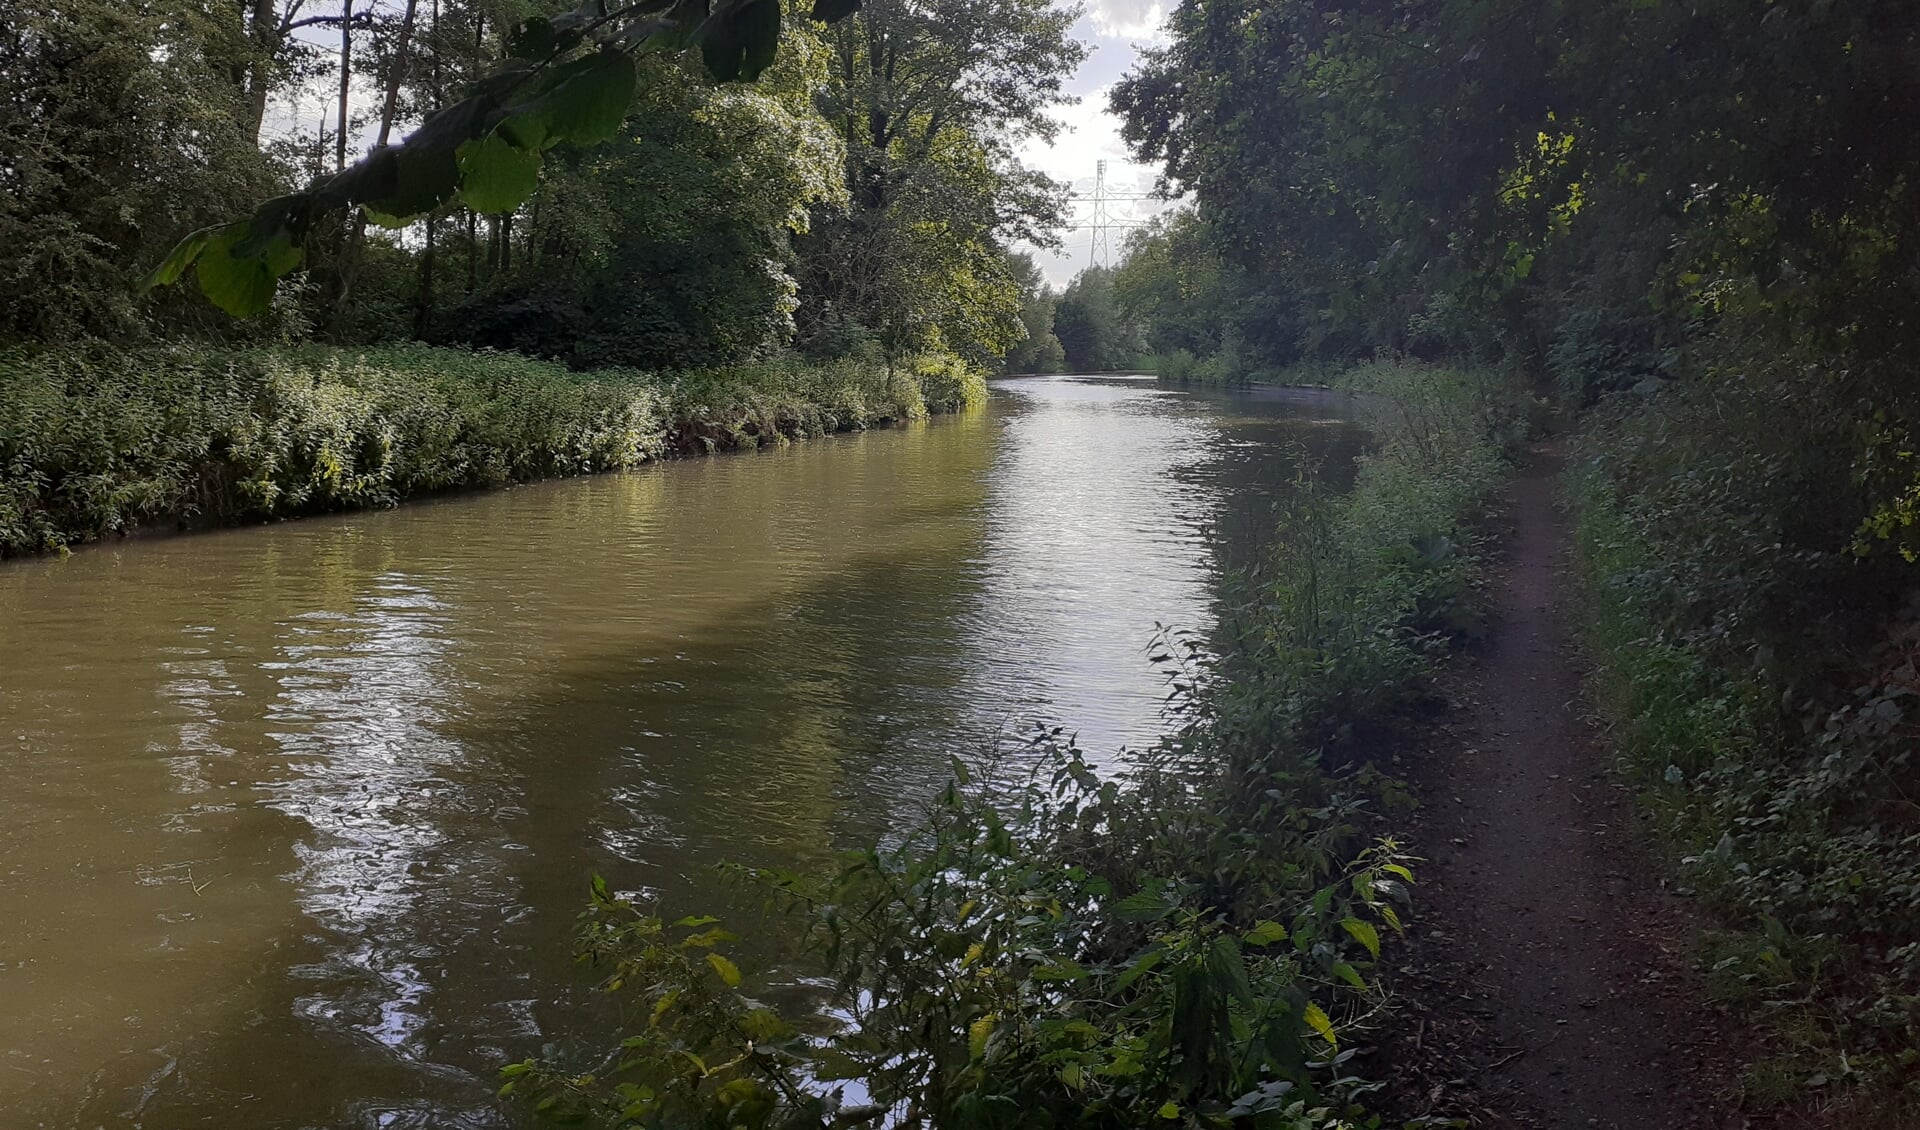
[0,375,1364,1126]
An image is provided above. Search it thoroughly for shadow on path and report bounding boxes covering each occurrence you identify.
[1387,442,1749,1129]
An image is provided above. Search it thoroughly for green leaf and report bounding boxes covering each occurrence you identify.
[457,133,543,214]
[195,222,302,317]
[1242,920,1289,946]
[537,49,637,147]
[1381,863,1415,884]
[140,225,220,291]
[1157,1101,1180,1119]
[700,0,781,82]
[968,1014,994,1061]
[706,952,742,987]
[1330,962,1368,991]
[1303,1002,1337,1047]
[365,142,461,221]
[1112,889,1169,921]
[1113,948,1162,993]
[1340,917,1381,959]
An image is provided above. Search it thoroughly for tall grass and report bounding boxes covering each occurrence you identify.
[0,344,985,556]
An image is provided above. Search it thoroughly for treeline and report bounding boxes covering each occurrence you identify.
[1106,0,1920,1111]
[3,0,1079,371]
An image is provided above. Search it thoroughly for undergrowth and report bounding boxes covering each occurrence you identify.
[1568,344,1920,1116]
[508,360,1517,1130]
[0,344,984,556]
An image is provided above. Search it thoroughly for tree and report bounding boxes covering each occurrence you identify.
[1,1,280,340]
[142,0,868,318]
[1052,266,1140,372]
[437,29,846,367]
[1001,251,1063,373]
[792,0,1087,364]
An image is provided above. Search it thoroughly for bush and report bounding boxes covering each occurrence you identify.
[0,343,984,556]
[1568,338,1920,1102]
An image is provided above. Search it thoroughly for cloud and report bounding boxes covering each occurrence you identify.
[1084,0,1169,41]
[1016,84,1174,286]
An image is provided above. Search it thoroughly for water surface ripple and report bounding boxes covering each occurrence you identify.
[0,375,1362,1126]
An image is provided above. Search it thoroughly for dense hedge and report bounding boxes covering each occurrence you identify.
[0,344,985,556]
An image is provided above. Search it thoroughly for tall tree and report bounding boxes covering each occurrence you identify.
[793,0,1086,364]
[1,0,279,339]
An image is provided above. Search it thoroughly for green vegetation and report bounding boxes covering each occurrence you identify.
[508,361,1514,1129]
[1094,0,1920,1113]
[0,344,980,557]
[3,0,1076,556]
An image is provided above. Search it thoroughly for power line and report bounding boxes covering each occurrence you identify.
[1087,160,1110,267]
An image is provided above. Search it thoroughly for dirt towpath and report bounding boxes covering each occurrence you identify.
[1385,443,1748,1129]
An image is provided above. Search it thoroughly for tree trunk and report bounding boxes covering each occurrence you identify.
[336,0,355,173]
[415,216,437,338]
[332,0,421,337]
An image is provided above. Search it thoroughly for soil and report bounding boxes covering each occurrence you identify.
[1381,442,1755,1129]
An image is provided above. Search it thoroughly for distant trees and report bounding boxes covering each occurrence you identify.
[4,0,1086,378]
[1051,266,1142,372]
[1002,252,1064,374]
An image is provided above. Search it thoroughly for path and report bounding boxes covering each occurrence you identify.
[1386,444,1748,1129]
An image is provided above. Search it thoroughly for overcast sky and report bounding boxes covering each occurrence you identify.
[1016,1,1176,288]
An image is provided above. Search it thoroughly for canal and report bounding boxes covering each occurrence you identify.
[0,375,1364,1126]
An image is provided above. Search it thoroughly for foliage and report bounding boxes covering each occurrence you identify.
[506,361,1513,1129]
[1567,345,1920,1105]
[1000,253,1064,375]
[791,0,1085,365]
[438,30,846,368]
[142,0,867,318]
[0,0,281,340]
[1051,267,1144,373]
[0,342,980,556]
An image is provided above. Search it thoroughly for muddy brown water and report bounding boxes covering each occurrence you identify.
[0,375,1364,1127]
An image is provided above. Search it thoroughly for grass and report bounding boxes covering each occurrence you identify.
[0,343,985,556]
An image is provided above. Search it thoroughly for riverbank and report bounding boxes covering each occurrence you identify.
[510,360,1524,1127]
[0,344,984,558]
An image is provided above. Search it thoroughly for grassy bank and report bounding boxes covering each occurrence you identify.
[1567,359,1920,1115]
[510,361,1517,1129]
[0,344,984,557]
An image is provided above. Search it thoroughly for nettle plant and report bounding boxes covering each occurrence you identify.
[142,0,857,317]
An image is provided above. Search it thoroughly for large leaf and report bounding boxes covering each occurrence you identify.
[140,225,220,290]
[1302,1001,1337,1048]
[700,0,781,82]
[1339,917,1381,959]
[498,49,637,151]
[456,134,543,214]
[195,223,303,317]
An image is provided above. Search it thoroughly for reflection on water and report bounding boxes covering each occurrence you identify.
[0,375,1363,1126]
